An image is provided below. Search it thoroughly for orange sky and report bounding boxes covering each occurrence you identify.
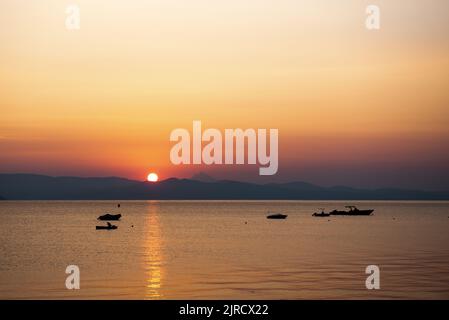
[1,1,449,189]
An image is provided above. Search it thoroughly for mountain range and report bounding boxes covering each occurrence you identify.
[0,173,448,200]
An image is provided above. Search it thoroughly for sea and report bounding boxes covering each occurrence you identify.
[0,200,448,299]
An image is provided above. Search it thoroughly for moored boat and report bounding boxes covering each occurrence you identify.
[330,206,374,216]
[98,213,122,221]
[96,222,118,230]
[312,210,331,217]
[267,213,288,219]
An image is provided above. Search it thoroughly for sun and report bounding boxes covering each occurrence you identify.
[147,172,159,182]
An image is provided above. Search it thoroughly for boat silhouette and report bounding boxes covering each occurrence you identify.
[98,213,122,221]
[96,222,118,230]
[266,213,288,219]
[312,209,331,217]
[330,206,374,216]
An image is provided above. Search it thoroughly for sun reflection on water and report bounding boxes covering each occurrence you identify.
[144,201,164,299]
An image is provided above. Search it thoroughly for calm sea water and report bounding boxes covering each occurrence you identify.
[0,201,448,299]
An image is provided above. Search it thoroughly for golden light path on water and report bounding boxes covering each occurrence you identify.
[143,201,163,299]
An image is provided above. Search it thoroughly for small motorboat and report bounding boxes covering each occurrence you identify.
[96,222,117,230]
[98,213,122,221]
[330,206,374,216]
[267,213,288,219]
[312,209,331,217]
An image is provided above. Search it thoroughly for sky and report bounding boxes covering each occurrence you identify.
[1,0,449,190]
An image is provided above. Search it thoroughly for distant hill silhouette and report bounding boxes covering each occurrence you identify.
[191,172,216,183]
[0,173,448,200]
